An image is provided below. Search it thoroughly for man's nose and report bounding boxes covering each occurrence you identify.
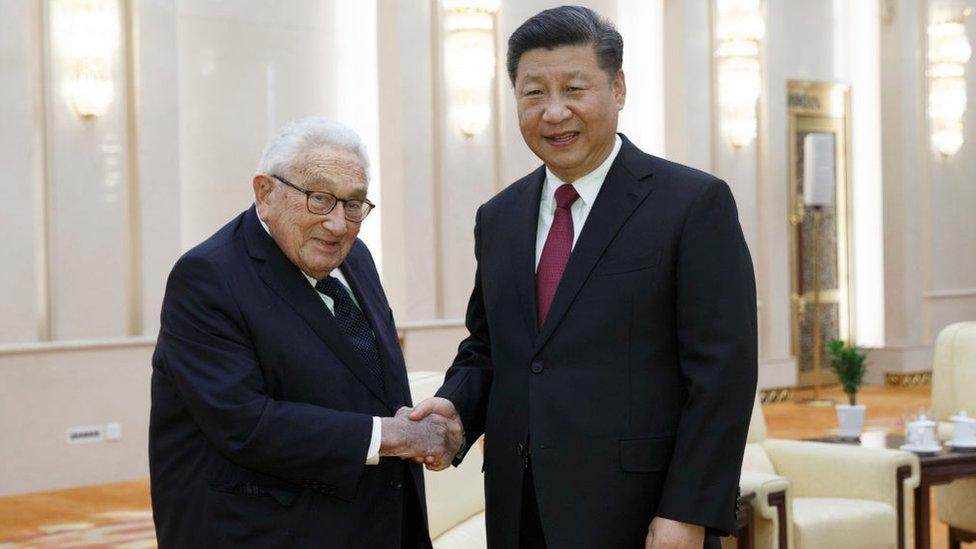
[322,205,348,235]
[541,97,572,124]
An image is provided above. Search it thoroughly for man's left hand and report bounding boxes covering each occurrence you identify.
[645,517,704,549]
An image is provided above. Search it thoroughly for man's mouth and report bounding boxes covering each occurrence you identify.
[545,131,579,147]
[312,237,341,250]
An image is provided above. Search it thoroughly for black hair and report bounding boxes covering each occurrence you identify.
[506,5,623,85]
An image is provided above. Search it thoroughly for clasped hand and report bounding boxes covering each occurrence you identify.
[379,397,463,471]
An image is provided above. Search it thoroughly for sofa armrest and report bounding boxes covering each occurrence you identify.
[762,439,920,504]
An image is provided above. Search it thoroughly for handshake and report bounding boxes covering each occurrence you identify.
[379,397,464,471]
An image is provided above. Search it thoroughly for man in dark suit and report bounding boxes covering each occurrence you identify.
[149,117,459,548]
[412,6,757,549]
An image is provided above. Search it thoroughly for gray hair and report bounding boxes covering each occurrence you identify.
[506,5,623,86]
[257,116,371,183]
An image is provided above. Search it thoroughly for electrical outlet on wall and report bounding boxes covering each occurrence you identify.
[105,421,122,441]
[67,425,104,444]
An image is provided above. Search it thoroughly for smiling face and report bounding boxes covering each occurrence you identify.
[253,144,367,280]
[514,44,626,183]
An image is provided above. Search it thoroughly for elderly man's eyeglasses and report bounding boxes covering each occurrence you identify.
[272,175,376,223]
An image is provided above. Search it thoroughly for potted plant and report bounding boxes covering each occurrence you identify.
[826,338,869,439]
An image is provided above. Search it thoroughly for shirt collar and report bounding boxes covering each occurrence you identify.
[542,134,622,209]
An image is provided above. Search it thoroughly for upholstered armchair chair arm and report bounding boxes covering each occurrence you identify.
[738,471,791,549]
[739,470,790,520]
[762,439,920,504]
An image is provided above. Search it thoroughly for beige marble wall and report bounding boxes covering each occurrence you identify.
[0,1,44,344]
[876,0,976,380]
[132,0,182,338]
[0,341,154,496]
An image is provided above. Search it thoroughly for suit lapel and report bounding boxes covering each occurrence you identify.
[534,136,656,354]
[507,166,547,339]
[340,251,411,409]
[242,208,393,412]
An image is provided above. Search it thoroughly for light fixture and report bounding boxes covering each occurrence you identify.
[928,19,971,157]
[53,0,119,118]
[715,0,765,148]
[443,0,500,138]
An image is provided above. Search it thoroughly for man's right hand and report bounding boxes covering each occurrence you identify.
[408,397,464,470]
[379,403,462,470]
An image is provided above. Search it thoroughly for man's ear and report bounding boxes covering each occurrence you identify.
[253,174,276,218]
[613,69,626,110]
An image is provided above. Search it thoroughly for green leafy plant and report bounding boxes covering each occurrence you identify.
[826,339,868,405]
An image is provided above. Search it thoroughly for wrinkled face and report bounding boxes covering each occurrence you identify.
[514,45,626,183]
[253,145,367,280]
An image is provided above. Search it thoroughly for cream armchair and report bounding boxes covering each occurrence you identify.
[407,371,487,549]
[738,395,920,549]
[931,321,976,548]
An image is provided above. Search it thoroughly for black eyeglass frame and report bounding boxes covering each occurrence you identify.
[271,174,376,223]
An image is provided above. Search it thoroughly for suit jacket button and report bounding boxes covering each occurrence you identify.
[389,480,403,489]
[530,361,544,374]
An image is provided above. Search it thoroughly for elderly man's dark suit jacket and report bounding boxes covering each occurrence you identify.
[150,206,431,548]
[436,135,758,548]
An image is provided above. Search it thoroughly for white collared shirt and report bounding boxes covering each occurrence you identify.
[258,213,382,465]
[535,135,623,269]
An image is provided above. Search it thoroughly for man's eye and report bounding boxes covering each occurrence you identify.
[344,201,364,212]
[310,194,330,205]
[524,89,542,96]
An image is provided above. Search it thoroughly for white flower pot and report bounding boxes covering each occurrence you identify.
[836,404,866,439]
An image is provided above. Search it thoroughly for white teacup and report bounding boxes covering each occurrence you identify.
[906,418,938,449]
[950,411,976,444]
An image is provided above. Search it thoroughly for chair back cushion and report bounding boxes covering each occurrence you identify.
[741,395,776,473]
[741,442,777,474]
[746,394,767,443]
[932,321,976,420]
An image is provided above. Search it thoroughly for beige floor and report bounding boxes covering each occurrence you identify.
[0,383,969,547]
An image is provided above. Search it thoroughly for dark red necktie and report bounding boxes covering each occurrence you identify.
[536,184,580,328]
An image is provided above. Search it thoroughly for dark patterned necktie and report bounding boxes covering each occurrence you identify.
[536,184,580,327]
[315,276,385,391]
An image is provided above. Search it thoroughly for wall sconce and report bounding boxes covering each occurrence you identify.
[928,18,971,157]
[715,0,765,148]
[53,0,119,118]
[443,0,500,138]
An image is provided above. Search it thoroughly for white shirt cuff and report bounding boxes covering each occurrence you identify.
[365,416,381,465]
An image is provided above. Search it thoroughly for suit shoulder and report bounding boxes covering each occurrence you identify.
[647,155,724,191]
[638,156,734,211]
[348,238,379,271]
[479,165,544,216]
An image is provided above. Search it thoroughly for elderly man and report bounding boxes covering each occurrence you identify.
[412,6,757,549]
[149,117,458,548]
